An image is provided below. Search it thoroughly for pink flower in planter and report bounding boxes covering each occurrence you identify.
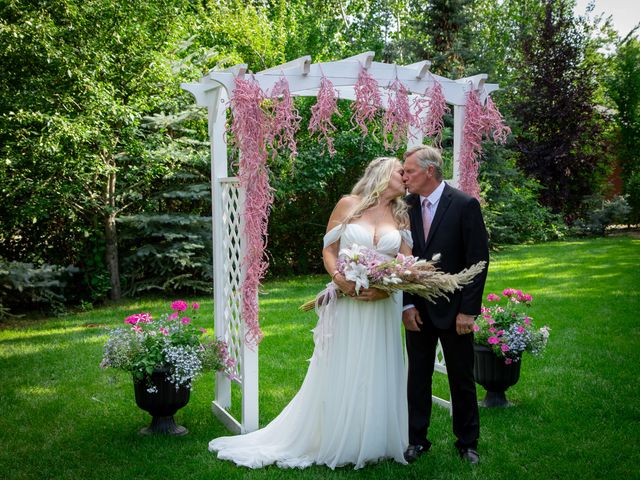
[132,325,143,333]
[192,302,200,310]
[199,327,207,334]
[169,312,179,320]
[473,324,480,332]
[171,300,188,312]
[488,336,500,345]
[159,327,169,336]
[501,344,510,352]
[505,358,513,365]
[181,317,191,325]
[125,313,152,325]
[489,327,496,333]
[486,293,501,302]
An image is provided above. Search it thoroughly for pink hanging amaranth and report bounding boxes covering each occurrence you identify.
[459,89,485,201]
[229,77,273,346]
[422,80,449,146]
[383,79,415,151]
[350,66,382,138]
[459,91,512,201]
[309,76,340,156]
[484,96,511,144]
[267,77,301,159]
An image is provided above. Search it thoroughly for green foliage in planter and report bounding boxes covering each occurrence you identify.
[480,144,566,245]
[572,194,632,236]
[0,259,78,319]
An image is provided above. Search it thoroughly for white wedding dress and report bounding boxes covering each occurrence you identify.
[209,223,411,469]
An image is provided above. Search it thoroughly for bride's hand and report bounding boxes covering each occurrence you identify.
[333,273,357,297]
[355,287,389,302]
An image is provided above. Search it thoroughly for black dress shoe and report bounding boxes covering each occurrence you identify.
[404,444,427,463]
[458,447,480,465]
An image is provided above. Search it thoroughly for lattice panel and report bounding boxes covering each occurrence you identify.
[221,179,243,382]
[434,340,447,375]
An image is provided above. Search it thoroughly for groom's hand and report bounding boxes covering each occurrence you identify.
[456,313,475,335]
[402,307,422,331]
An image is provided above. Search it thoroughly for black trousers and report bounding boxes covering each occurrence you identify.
[406,317,480,449]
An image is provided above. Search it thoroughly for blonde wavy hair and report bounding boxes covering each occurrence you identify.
[342,157,409,228]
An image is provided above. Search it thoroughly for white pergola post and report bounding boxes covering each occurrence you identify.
[182,53,498,432]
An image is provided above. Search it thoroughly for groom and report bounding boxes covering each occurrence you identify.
[401,145,489,465]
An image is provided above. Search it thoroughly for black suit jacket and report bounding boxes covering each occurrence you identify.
[403,184,489,329]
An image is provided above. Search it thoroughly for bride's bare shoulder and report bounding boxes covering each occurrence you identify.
[326,195,360,231]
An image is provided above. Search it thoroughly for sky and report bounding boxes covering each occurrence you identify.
[574,0,640,38]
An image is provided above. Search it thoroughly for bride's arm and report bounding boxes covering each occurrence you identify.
[322,196,358,296]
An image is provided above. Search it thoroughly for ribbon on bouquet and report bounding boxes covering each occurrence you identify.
[311,281,340,355]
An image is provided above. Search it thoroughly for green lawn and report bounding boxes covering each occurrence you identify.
[1,236,639,480]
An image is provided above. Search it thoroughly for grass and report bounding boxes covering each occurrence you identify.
[1,235,639,480]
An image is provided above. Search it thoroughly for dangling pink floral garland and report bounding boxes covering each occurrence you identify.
[229,77,273,346]
[309,76,340,156]
[484,96,511,144]
[459,89,511,200]
[267,77,301,160]
[422,80,450,146]
[350,66,382,138]
[383,78,416,151]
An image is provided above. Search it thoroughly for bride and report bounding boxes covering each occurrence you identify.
[209,156,412,469]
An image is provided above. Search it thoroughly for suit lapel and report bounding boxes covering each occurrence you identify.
[407,195,426,250]
[425,184,452,249]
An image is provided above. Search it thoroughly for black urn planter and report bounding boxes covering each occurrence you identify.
[133,369,190,435]
[473,344,521,407]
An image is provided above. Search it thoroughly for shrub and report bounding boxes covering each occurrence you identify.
[0,259,78,319]
[573,194,632,236]
[480,144,566,245]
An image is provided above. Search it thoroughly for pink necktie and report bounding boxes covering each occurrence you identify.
[422,198,432,241]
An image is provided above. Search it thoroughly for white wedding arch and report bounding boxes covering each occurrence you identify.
[182,51,500,433]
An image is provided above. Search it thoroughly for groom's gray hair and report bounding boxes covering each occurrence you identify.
[403,145,444,181]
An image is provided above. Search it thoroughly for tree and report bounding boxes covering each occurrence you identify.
[404,0,475,77]
[0,0,200,299]
[511,0,607,219]
[607,35,640,222]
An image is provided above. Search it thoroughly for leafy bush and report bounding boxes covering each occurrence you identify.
[480,144,566,245]
[573,194,632,236]
[0,259,78,319]
[625,169,640,225]
[118,214,213,295]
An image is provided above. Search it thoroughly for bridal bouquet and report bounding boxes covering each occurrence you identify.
[300,245,486,311]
